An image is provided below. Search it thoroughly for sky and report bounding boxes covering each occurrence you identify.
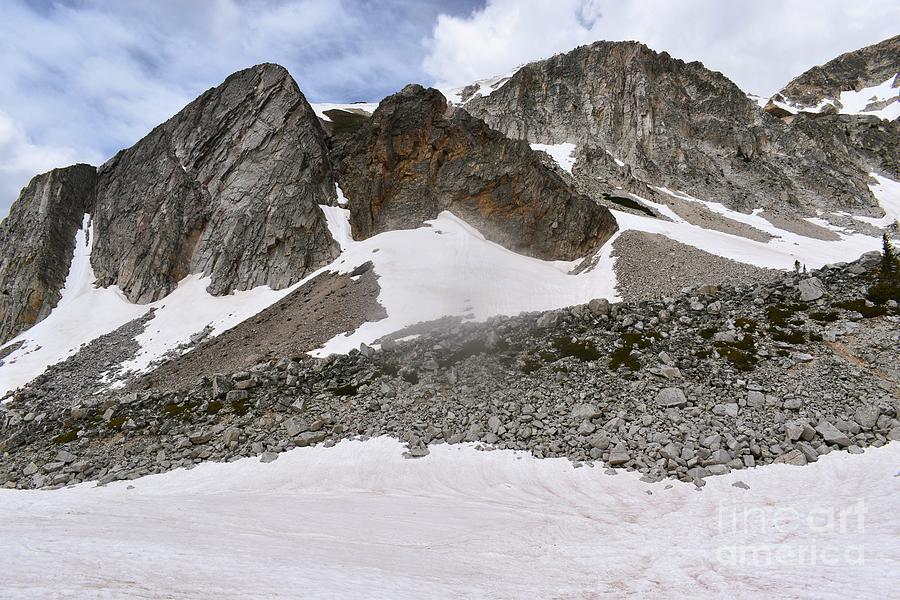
[1,0,898,217]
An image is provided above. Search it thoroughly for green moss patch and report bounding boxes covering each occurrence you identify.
[699,327,717,340]
[552,337,602,361]
[809,310,839,323]
[230,399,251,416]
[108,416,127,431]
[323,109,368,135]
[768,327,806,344]
[161,399,199,419]
[608,330,660,371]
[834,299,887,318]
[53,429,79,444]
[766,303,806,327]
[734,317,758,332]
[714,333,757,371]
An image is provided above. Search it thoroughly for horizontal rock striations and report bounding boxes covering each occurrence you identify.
[0,164,97,344]
[91,63,339,303]
[332,84,617,262]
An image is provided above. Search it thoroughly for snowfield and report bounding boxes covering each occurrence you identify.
[0,437,897,599]
[0,216,304,396]
[3,169,896,391]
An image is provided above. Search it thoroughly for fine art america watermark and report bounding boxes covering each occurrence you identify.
[715,500,866,566]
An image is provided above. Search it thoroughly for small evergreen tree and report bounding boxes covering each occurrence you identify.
[881,234,897,280]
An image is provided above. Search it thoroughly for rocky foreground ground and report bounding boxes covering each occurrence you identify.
[1,251,898,490]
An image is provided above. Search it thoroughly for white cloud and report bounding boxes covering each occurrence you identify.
[423,0,900,97]
[0,0,478,217]
[0,111,102,211]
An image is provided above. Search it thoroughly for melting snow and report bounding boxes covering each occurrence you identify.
[313,210,619,355]
[617,188,884,270]
[772,74,899,120]
[838,75,900,121]
[0,437,896,599]
[443,69,519,105]
[858,173,900,227]
[529,142,576,173]
[0,217,311,396]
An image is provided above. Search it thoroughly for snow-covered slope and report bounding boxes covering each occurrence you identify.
[0,216,304,395]
[3,163,895,393]
[1,437,896,599]
[442,68,519,105]
[770,73,900,120]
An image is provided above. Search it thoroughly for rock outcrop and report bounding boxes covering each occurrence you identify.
[772,34,899,113]
[333,84,617,262]
[91,63,339,303]
[789,113,900,182]
[0,165,97,344]
[462,40,880,215]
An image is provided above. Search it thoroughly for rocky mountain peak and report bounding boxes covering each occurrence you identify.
[90,61,339,303]
[333,84,618,261]
[772,34,900,113]
[462,38,880,215]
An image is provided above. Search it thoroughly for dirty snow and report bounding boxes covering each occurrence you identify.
[635,188,884,269]
[313,210,619,355]
[0,437,896,599]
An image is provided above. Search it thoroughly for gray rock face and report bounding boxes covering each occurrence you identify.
[773,34,899,112]
[0,164,97,344]
[463,40,880,216]
[91,63,339,303]
[333,84,617,262]
[798,277,825,301]
[789,114,900,182]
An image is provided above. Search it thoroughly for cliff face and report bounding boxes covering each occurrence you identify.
[332,85,617,262]
[0,164,97,344]
[774,34,899,111]
[462,40,878,215]
[789,113,900,181]
[91,63,339,303]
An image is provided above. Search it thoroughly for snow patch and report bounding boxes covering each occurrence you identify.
[529,142,576,173]
[0,219,317,395]
[838,74,900,121]
[313,210,618,355]
[620,190,884,270]
[0,437,896,598]
[859,173,900,227]
[772,74,899,120]
[310,102,379,122]
[443,68,519,105]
